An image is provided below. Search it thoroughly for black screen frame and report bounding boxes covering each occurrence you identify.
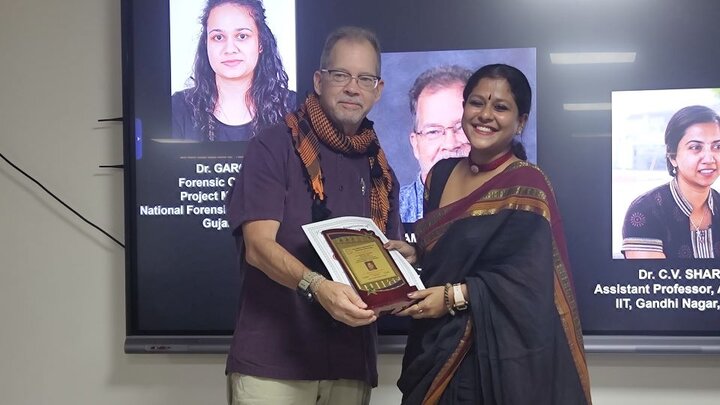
[122,0,720,354]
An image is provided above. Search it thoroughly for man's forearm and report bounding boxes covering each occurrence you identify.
[245,238,313,289]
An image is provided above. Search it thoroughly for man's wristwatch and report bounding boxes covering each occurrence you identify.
[297,271,322,302]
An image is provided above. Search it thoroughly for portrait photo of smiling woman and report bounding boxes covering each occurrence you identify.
[170,0,296,142]
[621,105,720,259]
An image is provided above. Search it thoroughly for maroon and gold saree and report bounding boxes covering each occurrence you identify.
[398,159,591,405]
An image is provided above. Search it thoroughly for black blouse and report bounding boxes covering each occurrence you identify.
[622,178,719,258]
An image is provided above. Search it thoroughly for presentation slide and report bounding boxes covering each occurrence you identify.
[123,0,720,351]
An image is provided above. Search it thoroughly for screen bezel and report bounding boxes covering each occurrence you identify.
[122,0,720,353]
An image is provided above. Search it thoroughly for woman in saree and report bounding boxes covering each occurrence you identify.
[386,64,592,404]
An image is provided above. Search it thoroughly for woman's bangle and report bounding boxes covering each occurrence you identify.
[444,283,456,316]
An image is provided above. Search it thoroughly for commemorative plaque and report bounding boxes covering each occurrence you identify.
[302,216,424,314]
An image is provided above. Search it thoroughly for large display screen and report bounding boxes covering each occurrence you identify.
[123,0,720,353]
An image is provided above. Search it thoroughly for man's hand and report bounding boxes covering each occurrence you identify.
[313,280,377,327]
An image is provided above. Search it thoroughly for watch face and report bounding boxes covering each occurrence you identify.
[297,279,314,302]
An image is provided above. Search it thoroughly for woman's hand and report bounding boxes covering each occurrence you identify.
[395,286,448,319]
[384,240,418,265]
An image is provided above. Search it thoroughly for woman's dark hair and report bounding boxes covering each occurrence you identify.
[186,0,293,140]
[462,64,532,160]
[664,105,720,176]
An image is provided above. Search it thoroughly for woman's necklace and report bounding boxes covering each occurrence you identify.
[689,206,707,232]
[468,149,513,174]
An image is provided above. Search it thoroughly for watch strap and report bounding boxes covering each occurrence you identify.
[452,283,468,311]
[297,271,324,302]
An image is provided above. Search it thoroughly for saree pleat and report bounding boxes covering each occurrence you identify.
[398,159,591,405]
[422,319,473,405]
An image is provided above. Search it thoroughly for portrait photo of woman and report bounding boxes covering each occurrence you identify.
[622,105,720,259]
[385,64,591,404]
[171,0,296,141]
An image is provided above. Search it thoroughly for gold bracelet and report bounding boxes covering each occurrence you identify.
[444,283,455,316]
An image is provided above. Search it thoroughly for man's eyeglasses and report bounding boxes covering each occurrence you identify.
[414,122,464,140]
[320,69,381,90]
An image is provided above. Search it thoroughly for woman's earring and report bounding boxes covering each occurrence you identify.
[672,166,677,176]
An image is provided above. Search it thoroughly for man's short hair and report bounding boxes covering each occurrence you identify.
[319,26,382,75]
[409,65,473,128]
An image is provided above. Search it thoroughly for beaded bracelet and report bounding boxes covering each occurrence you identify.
[308,272,326,295]
[444,283,456,316]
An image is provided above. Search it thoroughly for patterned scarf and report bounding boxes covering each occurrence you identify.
[285,93,392,233]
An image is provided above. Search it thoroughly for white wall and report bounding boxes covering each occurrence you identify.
[1,0,719,404]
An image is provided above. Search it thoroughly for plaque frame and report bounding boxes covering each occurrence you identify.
[322,228,418,313]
